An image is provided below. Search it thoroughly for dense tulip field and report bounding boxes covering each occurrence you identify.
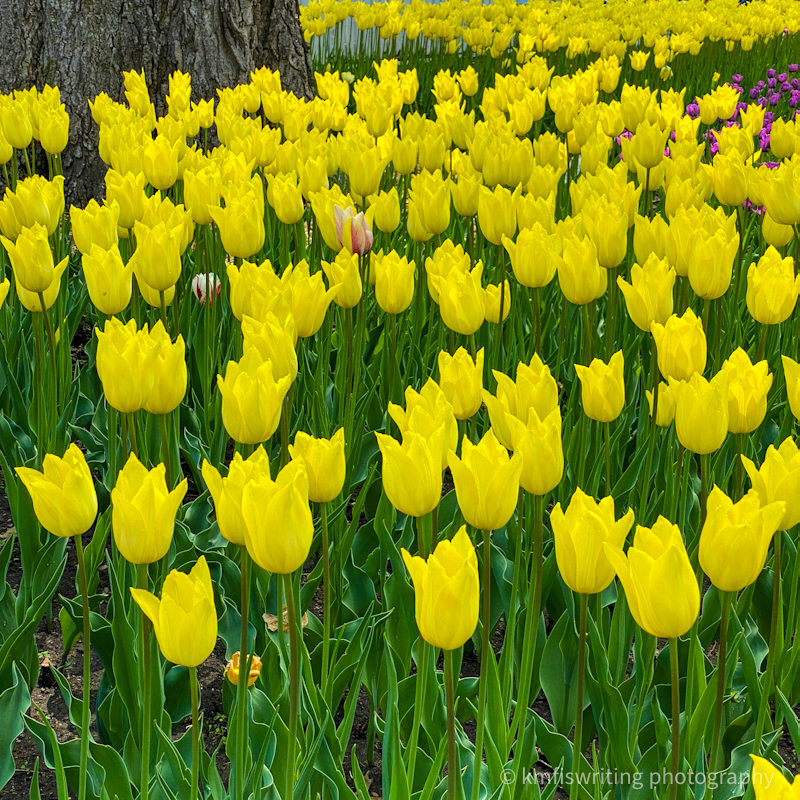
[1,0,800,798]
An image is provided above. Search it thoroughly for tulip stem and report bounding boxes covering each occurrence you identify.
[581,303,592,365]
[754,532,782,753]
[158,414,172,489]
[405,638,429,783]
[756,323,768,363]
[471,528,493,800]
[74,535,91,800]
[734,434,744,502]
[190,666,200,800]
[388,312,397,409]
[320,502,331,702]
[533,287,541,359]
[235,548,252,800]
[604,422,612,497]
[709,591,730,777]
[445,648,457,800]
[671,444,684,521]
[511,494,543,800]
[606,270,616,360]
[127,412,139,459]
[159,290,169,339]
[32,313,45,466]
[669,637,681,800]
[569,593,588,800]
[555,295,567,387]
[38,297,59,430]
[283,572,300,797]
[138,564,152,800]
[639,342,660,523]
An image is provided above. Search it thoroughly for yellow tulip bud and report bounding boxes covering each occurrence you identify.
[184,164,222,226]
[281,259,339,337]
[617,254,675,332]
[431,261,485,336]
[371,188,401,233]
[477,184,519,245]
[6,175,64,235]
[242,460,313,574]
[711,153,748,207]
[408,170,451,236]
[297,156,329,200]
[651,308,707,382]
[131,556,217,667]
[105,170,146,230]
[552,488,634,594]
[555,234,607,306]
[82,243,134,316]
[746,247,800,326]
[451,175,481,218]
[762,211,794,249]
[448,429,523,531]
[144,322,187,415]
[401,526,479,651]
[424,241,470,302]
[373,250,415,315]
[581,202,628,269]
[209,185,265,259]
[575,351,625,423]
[225,651,263,687]
[342,145,389,198]
[672,371,729,454]
[143,134,181,191]
[699,487,785,593]
[1,222,67,295]
[688,228,738,300]
[1,97,33,149]
[484,281,511,323]
[742,438,800,531]
[783,356,800,421]
[631,119,668,169]
[131,220,182,293]
[505,406,563,496]
[267,172,304,225]
[646,381,677,427]
[217,348,291,445]
[604,516,699,639]
[241,312,298,382]
[720,349,772,434]
[503,225,559,289]
[16,444,98,539]
[112,454,188,564]
[289,428,346,504]
[70,199,119,256]
[322,250,362,309]
[437,347,484,420]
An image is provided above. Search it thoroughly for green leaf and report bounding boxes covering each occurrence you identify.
[0,663,31,790]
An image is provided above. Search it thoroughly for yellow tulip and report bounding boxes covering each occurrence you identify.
[143,134,181,191]
[105,170,146,231]
[749,756,800,800]
[371,188,400,233]
[575,351,625,423]
[209,185,265,259]
[373,250,415,315]
[267,172,305,225]
[552,488,634,594]
[741,438,800,531]
[131,556,217,667]
[6,175,64,235]
[431,262,485,336]
[241,312,298,382]
[505,406,563,496]
[202,447,271,546]
[0,278,9,308]
[720,349,772,434]
[112,453,188,564]
[144,322,187,416]
[401,525,479,650]
[242,460,313,573]
[672,371,729,454]
[651,308,707,382]
[321,250,362,309]
[131,220,182,293]
[225,652,263,687]
[408,170,450,236]
[699,487,785,593]
[227,259,283,321]
[617,254,675,332]
[451,175,481,218]
[1,222,67,295]
[184,164,222,226]
[711,153,748,207]
[646,381,677,427]
[16,444,98,539]
[503,225,559,288]
[746,247,800,325]
[688,229,738,300]
[581,202,628,269]
[425,241,470,302]
[437,347,484,420]
[555,235,607,306]
[484,281,511,323]
[631,119,669,169]
[82,244,134,316]
[782,356,800,421]
[289,429,346,504]
[282,259,340,337]
[217,348,291,445]
[604,516,699,639]
[448,429,523,531]
[477,184,519,245]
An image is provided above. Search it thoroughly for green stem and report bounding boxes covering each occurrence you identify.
[190,666,200,800]
[33,313,45,465]
[74,535,91,800]
[321,502,332,701]
[533,286,541,359]
[471,528,493,800]
[127,412,139,459]
[604,422,612,497]
[139,564,151,800]
[389,312,397,408]
[570,594,588,800]
[709,591,730,776]
[38,298,59,423]
[283,572,300,797]
[158,414,172,488]
[581,303,592,365]
[445,648,457,800]
[671,444,685,521]
[236,548,251,800]
[639,338,660,523]
[606,268,616,360]
[669,638,680,800]
[555,296,568,386]
[159,290,169,338]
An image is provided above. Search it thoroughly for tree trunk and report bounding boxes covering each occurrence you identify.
[0,0,314,204]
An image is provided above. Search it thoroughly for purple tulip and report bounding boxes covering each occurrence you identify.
[790,64,799,72]
[778,73,788,82]
[732,74,743,83]
[768,69,776,78]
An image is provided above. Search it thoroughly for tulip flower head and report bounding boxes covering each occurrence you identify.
[651,308,707,382]
[334,204,374,256]
[289,428,346,504]
[672,371,729,454]
[191,273,221,305]
[225,651,263,687]
[575,351,625,423]
[437,347,484,420]
[720,349,772,434]
[749,756,800,800]
[742,438,800,531]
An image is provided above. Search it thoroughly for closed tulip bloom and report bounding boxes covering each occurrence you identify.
[131,220,182,293]
[646,381,677,427]
[321,250,362,309]
[688,229,738,300]
[388,380,458,470]
[267,172,304,225]
[343,146,389,198]
[184,164,222,226]
[484,281,511,323]
[711,153,748,207]
[1,222,67,295]
[225,651,263,687]
[376,427,445,518]
[0,278,9,308]
[39,102,69,155]
[112,454,188,564]
[289,428,346,504]
[7,175,65,235]
[503,225,559,288]
[408,170,451,236]
[749,756,800,800]
[604,517,699,639]
[227,258,285,321]
[82,237,136,312]
[371,188,400,233]
[16,444,98,539]
[631,120,669,169]
[451,175,481,217]
[746,247,800,325]
[672,371,729,454]
[582,203,628,269]
[505,406,563,496]
[478,184,519,245]
[202,447,270,546]
[131,556,217,667]
[555,235,607,305]
[425,241,470,301]
[651,308,707,382]
[1,98,32,149]
[783,356,800,421]
[105,170,146,231]
[14,256,67,313]
[762,211,794,249]
[551,488,634,594]
[143,135,181,191]
[720,349,772,434]
[401,526,479,651]
[431,262,485,336]
[448,429,523,531]
[483,354,559,449]
[242,459,313,574]
[742,438,800,531]
[335,205,375,256]
[144,323,187,415]
[374,250,415,315]
[70,199,120,255]
[282,259,339,337]
[617,254,675,332]
[217,349,291,445]
[575,351,625,423]
[438,347,484,420]
[241,312,298,382]
[700,487,785,593]
[209,189,265,259]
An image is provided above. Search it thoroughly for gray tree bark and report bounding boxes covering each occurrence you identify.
[0,0,314,204]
